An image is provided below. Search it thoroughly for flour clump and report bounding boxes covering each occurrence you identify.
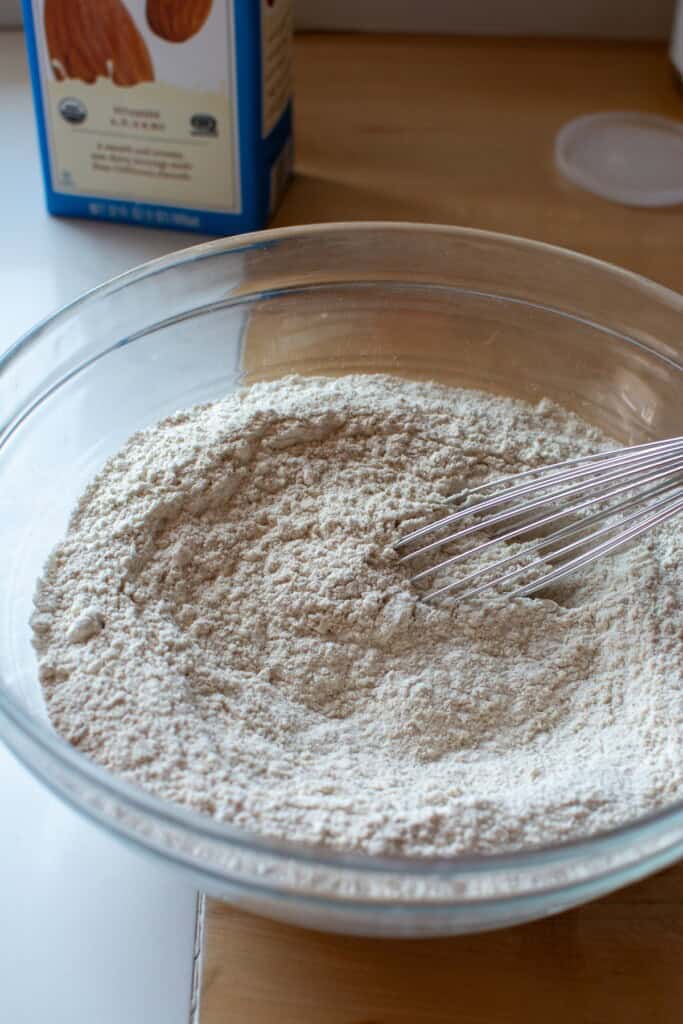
[31,374,683,855]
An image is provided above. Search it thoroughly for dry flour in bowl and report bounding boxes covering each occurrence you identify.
[30,374,683,856]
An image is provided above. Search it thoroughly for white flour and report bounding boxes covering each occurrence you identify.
[31,374,683,855]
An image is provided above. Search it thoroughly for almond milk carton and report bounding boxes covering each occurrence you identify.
[21,0,293,233]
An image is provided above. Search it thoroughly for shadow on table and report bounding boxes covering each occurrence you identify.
[272,172,435,227]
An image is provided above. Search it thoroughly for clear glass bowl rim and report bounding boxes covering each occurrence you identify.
[1,219,682,881]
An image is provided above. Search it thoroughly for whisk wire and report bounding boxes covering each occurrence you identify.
[424,484,683,602]
[396,436,683,603]
[402,450,683,568]
[513,492,683,599]
[458,435,683,499]
[398,440,683,554]
[410,475,681,586]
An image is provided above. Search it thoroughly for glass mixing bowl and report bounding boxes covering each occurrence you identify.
[1,223,682,937]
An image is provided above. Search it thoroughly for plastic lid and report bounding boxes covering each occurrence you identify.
[555,112,683,207]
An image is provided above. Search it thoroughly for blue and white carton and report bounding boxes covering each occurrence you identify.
[21,0,293,234]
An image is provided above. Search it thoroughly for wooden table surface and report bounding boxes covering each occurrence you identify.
[200,33,683,1023]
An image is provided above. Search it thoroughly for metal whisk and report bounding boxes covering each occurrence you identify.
[396,436,683,603]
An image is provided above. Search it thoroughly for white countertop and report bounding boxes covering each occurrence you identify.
[1,30,204,1024]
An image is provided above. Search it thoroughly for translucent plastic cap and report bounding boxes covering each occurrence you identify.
[555,112,683,207]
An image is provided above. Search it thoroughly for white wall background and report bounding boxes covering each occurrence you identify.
[0,0,678,38]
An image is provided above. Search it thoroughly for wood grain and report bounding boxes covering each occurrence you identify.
[274,35,683,291]
[201,33,683,1023]
[201,864,683,1023]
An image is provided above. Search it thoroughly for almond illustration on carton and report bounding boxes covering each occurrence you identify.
[146,0,213,43]
[45,0,154,86]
